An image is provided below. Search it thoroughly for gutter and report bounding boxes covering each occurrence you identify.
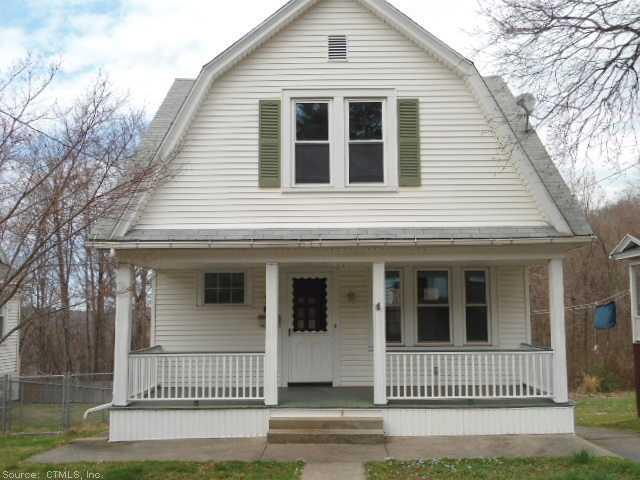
[83,402,112,420]
[87,235,595,250]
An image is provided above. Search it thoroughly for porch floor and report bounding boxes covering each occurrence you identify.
[123,385,562,409]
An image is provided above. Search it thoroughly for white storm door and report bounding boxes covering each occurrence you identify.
[288,275,333,383]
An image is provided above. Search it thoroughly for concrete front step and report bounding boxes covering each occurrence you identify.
[267,428,385,444]
[269,416,383,431]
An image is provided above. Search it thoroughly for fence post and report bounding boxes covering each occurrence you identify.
[61,374,72,432]
[2,374,10,433]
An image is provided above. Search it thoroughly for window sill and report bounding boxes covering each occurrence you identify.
[282,185,399,194]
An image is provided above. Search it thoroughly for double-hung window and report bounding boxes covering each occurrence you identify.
[295,102,331,184]
[385,270,402,343]
[284,90,397,190]
[348,101,384,184]
[416,270,450,343]
[464,270,489,343]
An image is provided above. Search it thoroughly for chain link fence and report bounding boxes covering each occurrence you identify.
[0,373,112,435]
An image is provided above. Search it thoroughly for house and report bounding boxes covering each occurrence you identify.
[89,0,594,442]
[610,233,640,415]
[0,250,20,377]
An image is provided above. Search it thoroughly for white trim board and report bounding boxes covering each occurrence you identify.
[109,405,575,441]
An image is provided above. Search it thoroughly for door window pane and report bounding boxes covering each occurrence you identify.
[348,101,383,184]
[295,102,330,184]
[416,271,450,342]
[465,270,488,343]
[385,271,402,343]
[293,278,328,332]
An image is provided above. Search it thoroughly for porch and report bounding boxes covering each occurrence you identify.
[107,245,575,440]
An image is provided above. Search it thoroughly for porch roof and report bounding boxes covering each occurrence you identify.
[91,225,589,245]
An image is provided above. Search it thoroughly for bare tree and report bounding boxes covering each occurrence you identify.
[0,56,158,350]
[478,0,640,163]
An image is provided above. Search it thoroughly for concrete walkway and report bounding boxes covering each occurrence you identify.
[577,426,640,462]
[29,434,615,480]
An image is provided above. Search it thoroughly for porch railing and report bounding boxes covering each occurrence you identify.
[128,352,265,401]
[386,350,554,400]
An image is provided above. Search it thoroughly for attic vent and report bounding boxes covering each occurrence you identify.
[328,35,347,61]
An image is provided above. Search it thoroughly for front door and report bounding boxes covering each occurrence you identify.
[287,275,333,383]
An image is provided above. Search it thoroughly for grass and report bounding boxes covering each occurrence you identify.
[0,433,304,479]
[575,391,640,433]
[367,454,640,480]
[7,402,109,433]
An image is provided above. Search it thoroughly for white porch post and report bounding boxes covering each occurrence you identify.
[372,262,387,405]
[264,262,279,406]
[549,258,569,403]
[112,263,134,406]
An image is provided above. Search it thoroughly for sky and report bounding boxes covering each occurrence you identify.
[1,0,638,200]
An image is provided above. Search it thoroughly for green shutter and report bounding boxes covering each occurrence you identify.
[259,100,281,188]
[398,99,421,187]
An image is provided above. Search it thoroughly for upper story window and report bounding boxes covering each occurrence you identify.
[295,102,330,184]
[348,101,384,184]
[283,89,397,191]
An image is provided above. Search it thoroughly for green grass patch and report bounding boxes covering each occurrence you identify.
[367,456,640,480]
[575,392,640,433]
[0,434,303,480]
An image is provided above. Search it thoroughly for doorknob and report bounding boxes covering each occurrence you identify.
[376,302,381,311]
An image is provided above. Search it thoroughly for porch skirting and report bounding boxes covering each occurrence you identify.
[108,405,575,442]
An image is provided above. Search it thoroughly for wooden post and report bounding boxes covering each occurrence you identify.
[549,258,569,403]
[264,262,279,406]
[372,262,387,405]
[634,343,640,418]
[112,263,133,406]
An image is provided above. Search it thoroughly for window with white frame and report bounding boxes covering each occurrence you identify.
[385,270,402,343]
[416,270,450,343]
[202,272,247,305]
[295,102,331,184]
[464,270,489,343]
[284,90,397,190]
[348,101,384,184]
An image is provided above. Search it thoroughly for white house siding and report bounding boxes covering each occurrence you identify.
[153,264,530,387]
[496,266,530,348]
[109,405,574,441]
[135,0,547,231]
[0,297,20,375]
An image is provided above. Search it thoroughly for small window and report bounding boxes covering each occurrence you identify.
[385,270,402,343]
[203,272,245,305]
[348,101,384,183]
[417,271,450,343]
[295,102,330,184]
[328,35,347,61]
[0,306,4,337]
[465,270,489,343]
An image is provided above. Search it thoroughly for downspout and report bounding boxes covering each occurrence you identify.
[83,402,112,420]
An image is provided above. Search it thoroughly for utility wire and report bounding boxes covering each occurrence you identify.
[533,290,629,316]
[586,162,640,188]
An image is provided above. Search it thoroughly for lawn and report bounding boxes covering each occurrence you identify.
[0,434,304,480]
[367,455,640,480]
[575,391,640,433]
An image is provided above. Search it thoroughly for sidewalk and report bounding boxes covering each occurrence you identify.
[577,426,640,462]
[29,433,615,480]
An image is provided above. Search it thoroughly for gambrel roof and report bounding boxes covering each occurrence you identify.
[90,0,593,245]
